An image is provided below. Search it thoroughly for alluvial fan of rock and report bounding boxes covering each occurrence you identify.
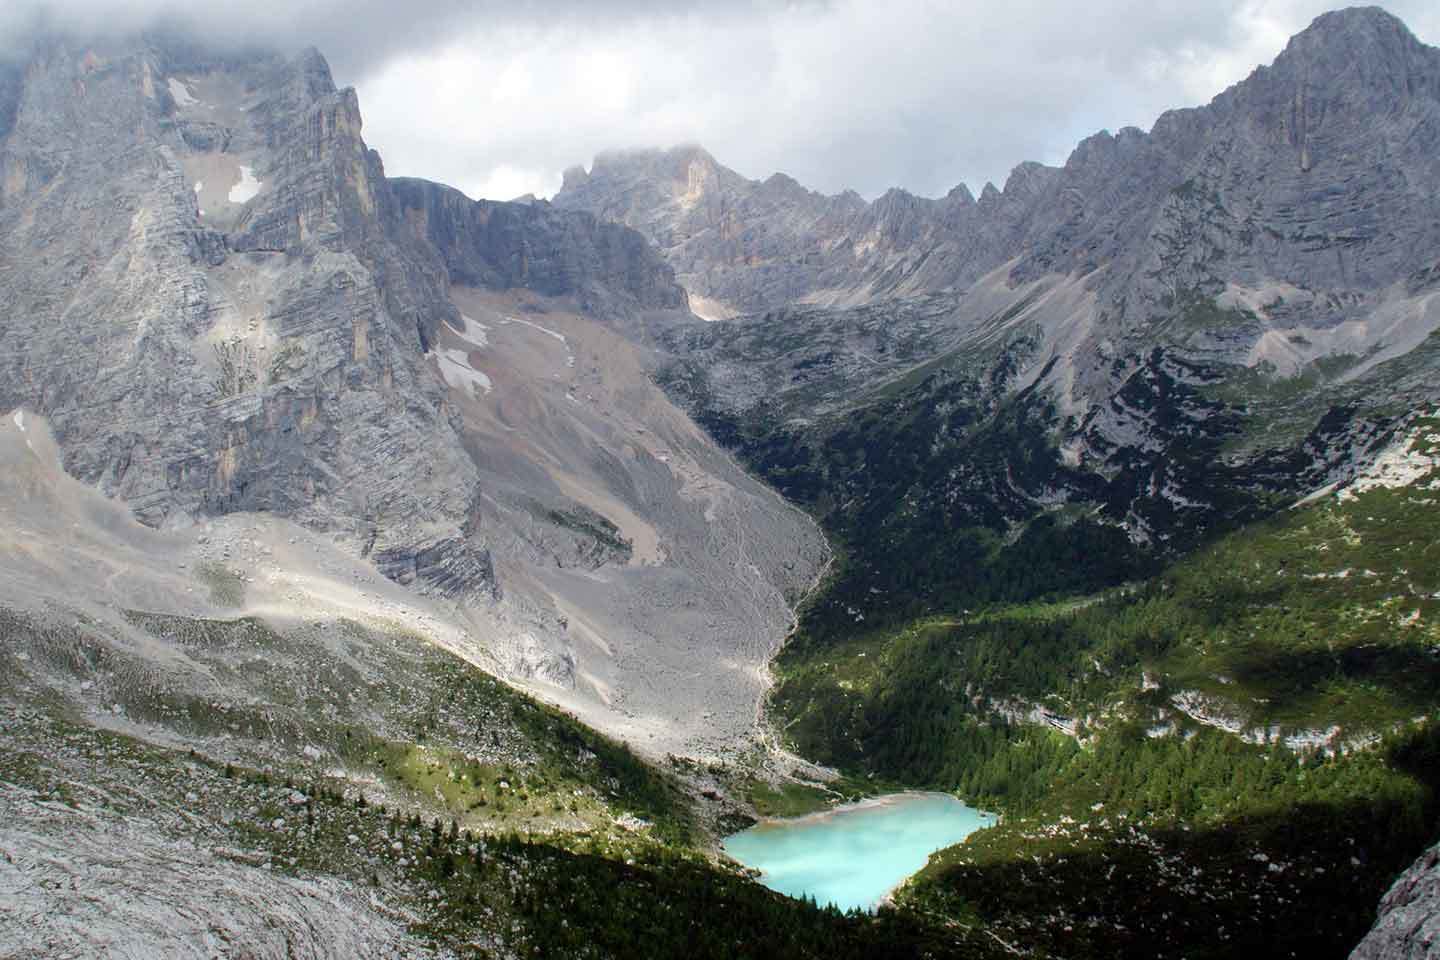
[0,32,825,755]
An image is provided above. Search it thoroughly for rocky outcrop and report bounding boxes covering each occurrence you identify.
[388,176,686,337]
[0,37,497,600]
[607,9,1440,552]
[560,9,1440,334]
[1351,843,1440,960]
[0,31,830,759]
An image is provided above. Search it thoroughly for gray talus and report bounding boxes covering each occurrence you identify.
[0,34,827,757]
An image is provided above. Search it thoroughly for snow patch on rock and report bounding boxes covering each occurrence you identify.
[436,349,492,396]
[500,315,567,344]
[229,166,262,204]
[445,314,490,349]
[1339,426,1440,500]
[167,77,199,107]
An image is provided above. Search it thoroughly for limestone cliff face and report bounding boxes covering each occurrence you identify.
[558,8,1440,335]
[387,176,687,338]
[0,36,498,596]
[1351,842,1440,960]
[575,8,1440,548]
[0,36,696,604]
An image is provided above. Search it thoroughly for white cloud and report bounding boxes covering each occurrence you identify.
[352,1,1440,201]
[469,165,556,203]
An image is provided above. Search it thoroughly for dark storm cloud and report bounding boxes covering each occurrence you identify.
[0,0,799,75]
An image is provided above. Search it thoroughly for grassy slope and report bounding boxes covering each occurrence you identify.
[776,474,1440,787]
[0,608,1006,958]
[658,290,1440,955]
[767,437,1440,957]
[901,722,1440,960]
[96,609,697,843]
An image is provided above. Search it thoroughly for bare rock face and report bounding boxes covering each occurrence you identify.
[387,176,688,338]
[1351,843,1440,960]
[552,145,1052,317]
[554,144,872,317]
[0,32,829,759]
[571,8,1440,548]
[0,36,493,597]
[558,9,1440,332]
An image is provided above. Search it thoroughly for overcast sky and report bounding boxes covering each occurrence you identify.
[5,1,1439,201]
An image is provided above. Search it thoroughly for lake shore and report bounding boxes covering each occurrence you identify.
[722,791,998,912]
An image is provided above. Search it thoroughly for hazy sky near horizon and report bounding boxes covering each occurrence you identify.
[5,1,1439,201]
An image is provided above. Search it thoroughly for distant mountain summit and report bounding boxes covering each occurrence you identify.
[557,144,870,318]
[558,7,1440,330]
[555,5,1440,594]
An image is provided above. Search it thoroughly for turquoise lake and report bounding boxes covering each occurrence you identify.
[721,792,996,912]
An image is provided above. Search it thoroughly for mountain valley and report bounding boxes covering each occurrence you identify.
[3,6,1440,959]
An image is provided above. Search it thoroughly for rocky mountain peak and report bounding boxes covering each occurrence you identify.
[761,170,806,195]
[289,45,338,98]
[560,163,590,192]
[1062,125,1149,175]
[1282,5,1428,67]
[670,141,719,170]
[1000,160,1058,202]
[873,185,919,209]
[1231,6,1440,132]
[945,182,976,205]
[588,143,719,185]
